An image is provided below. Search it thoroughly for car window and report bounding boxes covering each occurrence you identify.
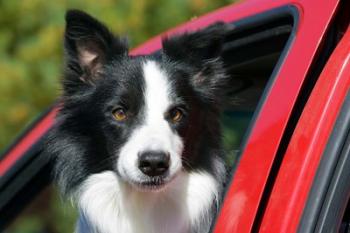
[1,5,295,233]
[221,11,294,169]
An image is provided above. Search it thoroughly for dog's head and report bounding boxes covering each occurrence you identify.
[47,10,228,194]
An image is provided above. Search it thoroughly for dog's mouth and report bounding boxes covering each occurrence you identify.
[128,174,177,192]
[119,162,182,192]
[137,180,166,191]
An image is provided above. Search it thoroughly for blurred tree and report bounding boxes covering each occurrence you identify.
[1,0,238,232]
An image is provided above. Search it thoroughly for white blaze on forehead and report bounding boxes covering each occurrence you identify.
[117,60,183,182]
[142,60,171,125]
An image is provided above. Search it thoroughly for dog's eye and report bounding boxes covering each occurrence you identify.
[112,108,127,121]
[169,108,183,123]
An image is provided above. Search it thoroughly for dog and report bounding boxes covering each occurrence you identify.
[44,9,228,233]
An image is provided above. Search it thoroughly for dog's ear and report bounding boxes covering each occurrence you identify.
[162,23,229,103]
[162,22,228,65]
[64,10,128,86]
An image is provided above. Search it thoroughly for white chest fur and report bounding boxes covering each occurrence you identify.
[76,171,219,233]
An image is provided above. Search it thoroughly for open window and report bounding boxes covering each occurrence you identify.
[220,9,295,169]
[0,6,297,233]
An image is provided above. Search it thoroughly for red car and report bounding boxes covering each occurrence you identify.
[1,0,350,232]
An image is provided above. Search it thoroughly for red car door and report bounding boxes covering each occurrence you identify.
[208,0,340,232]
[260,23,350,233]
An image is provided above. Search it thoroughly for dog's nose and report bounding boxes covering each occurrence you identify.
[138,151,170,177]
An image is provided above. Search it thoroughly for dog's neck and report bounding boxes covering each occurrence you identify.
[75,171,219,233]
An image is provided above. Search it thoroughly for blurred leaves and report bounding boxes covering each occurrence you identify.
[0,0,235,152]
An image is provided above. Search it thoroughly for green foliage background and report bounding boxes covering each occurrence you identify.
[0,0,241,232]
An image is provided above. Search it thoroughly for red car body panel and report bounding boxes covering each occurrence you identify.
[0,0,347,232]
[214,0,339,232]
[260,25,350,233]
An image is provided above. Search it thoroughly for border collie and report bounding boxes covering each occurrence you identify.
[45,10,228,233]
